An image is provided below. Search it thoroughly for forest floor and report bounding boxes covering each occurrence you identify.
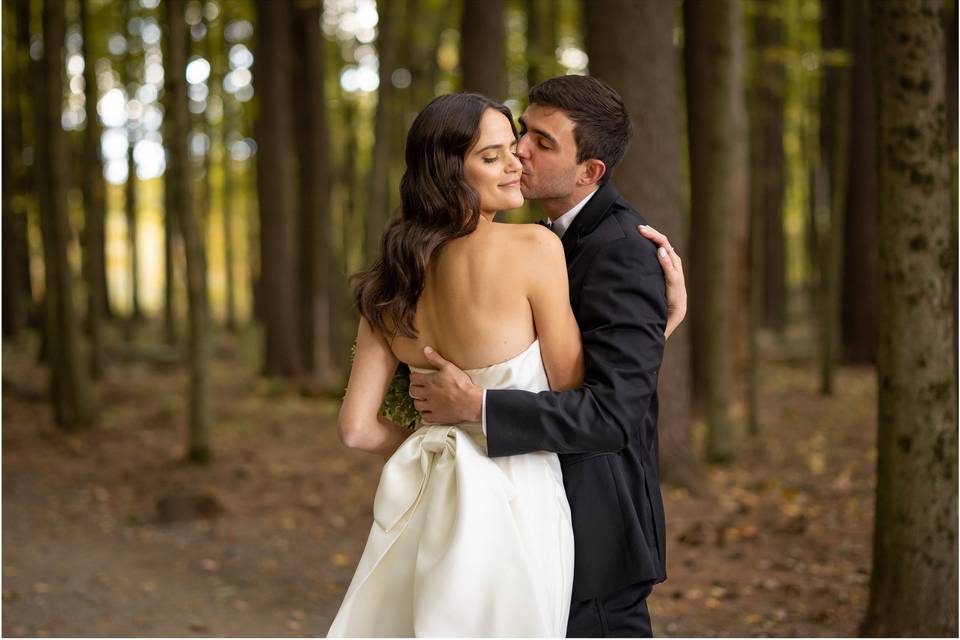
[2,321,876,637]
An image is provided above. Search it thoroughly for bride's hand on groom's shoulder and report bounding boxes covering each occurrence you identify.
[637,225,686,341]
[408,347,484,425]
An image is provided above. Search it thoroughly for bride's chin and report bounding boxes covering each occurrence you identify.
[506,195,524,210]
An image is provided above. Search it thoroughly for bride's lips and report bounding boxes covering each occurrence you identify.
[499,179,521,188]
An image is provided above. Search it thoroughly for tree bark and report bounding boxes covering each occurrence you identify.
[293,0,335,381]
[164,0,211,462]
[817,0,853,395]
[363,0,397,264]
[218,11,237,332]
[254,0,301,376]
[124,0,142,322]
[584,0,703,493]
[34,0,94,428]
[840,0,878,364]
[2,0,33,338]
[684,0,748,464]
[748,0,787,334]
[460,0,505,100]
[860,1,958,635]
[526,0,557,92]
[79,0,106,378]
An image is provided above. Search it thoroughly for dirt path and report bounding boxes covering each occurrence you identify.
[2,332,876,637]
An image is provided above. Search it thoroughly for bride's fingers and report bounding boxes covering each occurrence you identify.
[657,247,676,275]
[637,224,671,250]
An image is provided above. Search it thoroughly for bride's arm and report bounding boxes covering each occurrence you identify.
[526,226,584,391]
[337,317,412,458]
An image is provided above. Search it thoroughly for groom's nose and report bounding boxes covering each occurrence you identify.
[516,134,532,159]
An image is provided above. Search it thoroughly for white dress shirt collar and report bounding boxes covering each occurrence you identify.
[549,189,598,239]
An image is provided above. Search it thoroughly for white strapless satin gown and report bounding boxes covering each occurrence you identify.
[327,340,574,637]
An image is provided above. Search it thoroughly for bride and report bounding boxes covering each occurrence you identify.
[327,93,671,637]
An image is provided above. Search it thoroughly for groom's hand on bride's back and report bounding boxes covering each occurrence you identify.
[637,224,686,340]
[408,347,484,424]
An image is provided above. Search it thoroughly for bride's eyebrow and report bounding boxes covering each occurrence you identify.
[475,141,514,153]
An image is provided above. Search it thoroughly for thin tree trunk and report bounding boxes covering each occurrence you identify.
[254,0,301,376]
[2,0,33,338]
[460,0,505,100]
[293,0,335,380]
[749,0,787,334]
[125,0,142,322]
[861,1,957,635]
[526,0,557,91]
[840,0,878,364]
[163,2,178,346]
[584,0,703,493]
[35,0,94,429]
[818,0,853,396]
[79,0,106,378]
[363,0,397,264]
[219,18,237,332]
[684,0,748,464]
[164,0,211,462]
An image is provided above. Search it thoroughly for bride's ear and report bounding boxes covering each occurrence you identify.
[578,159,607,186]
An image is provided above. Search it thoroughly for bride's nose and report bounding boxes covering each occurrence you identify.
[506,151,522,173]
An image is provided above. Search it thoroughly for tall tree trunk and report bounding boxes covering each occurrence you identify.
[684,0,748,464]
[34,0,94,428]
[164,0,211,462]
[584,0,703,493]
[746,0,787,435]
[947,0,958,381]
[293,0,335,380]
[363,0,397,264]
[125,0,142,322]
[748,0,787,334]
[254,0,301,376]
[163,3,178,346]
[840,0,878,364]
[860,1,958,636]
[460,0,505,100]
[79,0,106,378]
[817,0,853,395]
[2,0,33,338]
[219,15,237,332]
[526,0,557,91]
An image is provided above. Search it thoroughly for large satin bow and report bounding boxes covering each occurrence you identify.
[373,426,458,533]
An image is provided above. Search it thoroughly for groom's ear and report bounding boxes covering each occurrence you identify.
[577,159,607,186]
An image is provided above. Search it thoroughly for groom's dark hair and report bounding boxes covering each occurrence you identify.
[528,75,632,185]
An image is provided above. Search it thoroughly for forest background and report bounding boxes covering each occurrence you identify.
[2,0,957,636]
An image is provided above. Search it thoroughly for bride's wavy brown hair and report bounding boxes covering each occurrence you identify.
[353,93,517,339]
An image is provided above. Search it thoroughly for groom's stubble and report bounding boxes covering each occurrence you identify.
[519,162,580,211]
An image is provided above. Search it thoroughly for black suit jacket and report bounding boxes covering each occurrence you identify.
[486,181,667,602]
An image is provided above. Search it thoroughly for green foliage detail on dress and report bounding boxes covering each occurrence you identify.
[350,342,419,431]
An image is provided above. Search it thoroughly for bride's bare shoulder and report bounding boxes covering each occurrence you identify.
[493,222,562,249]
[491,222,565,274]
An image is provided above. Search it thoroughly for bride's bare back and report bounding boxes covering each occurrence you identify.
[390,220,542,370]
[386,217,584,396]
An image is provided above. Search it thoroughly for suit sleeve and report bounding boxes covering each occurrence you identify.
[485,233,667,457]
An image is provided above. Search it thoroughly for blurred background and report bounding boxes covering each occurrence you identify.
[2,0,957,636]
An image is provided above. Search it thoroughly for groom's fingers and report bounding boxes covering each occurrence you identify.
[423,346,452,371]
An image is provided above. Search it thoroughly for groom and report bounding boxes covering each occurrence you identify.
[410,75,681,637]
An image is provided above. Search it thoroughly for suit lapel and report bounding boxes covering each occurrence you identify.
[561,182,621,262]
